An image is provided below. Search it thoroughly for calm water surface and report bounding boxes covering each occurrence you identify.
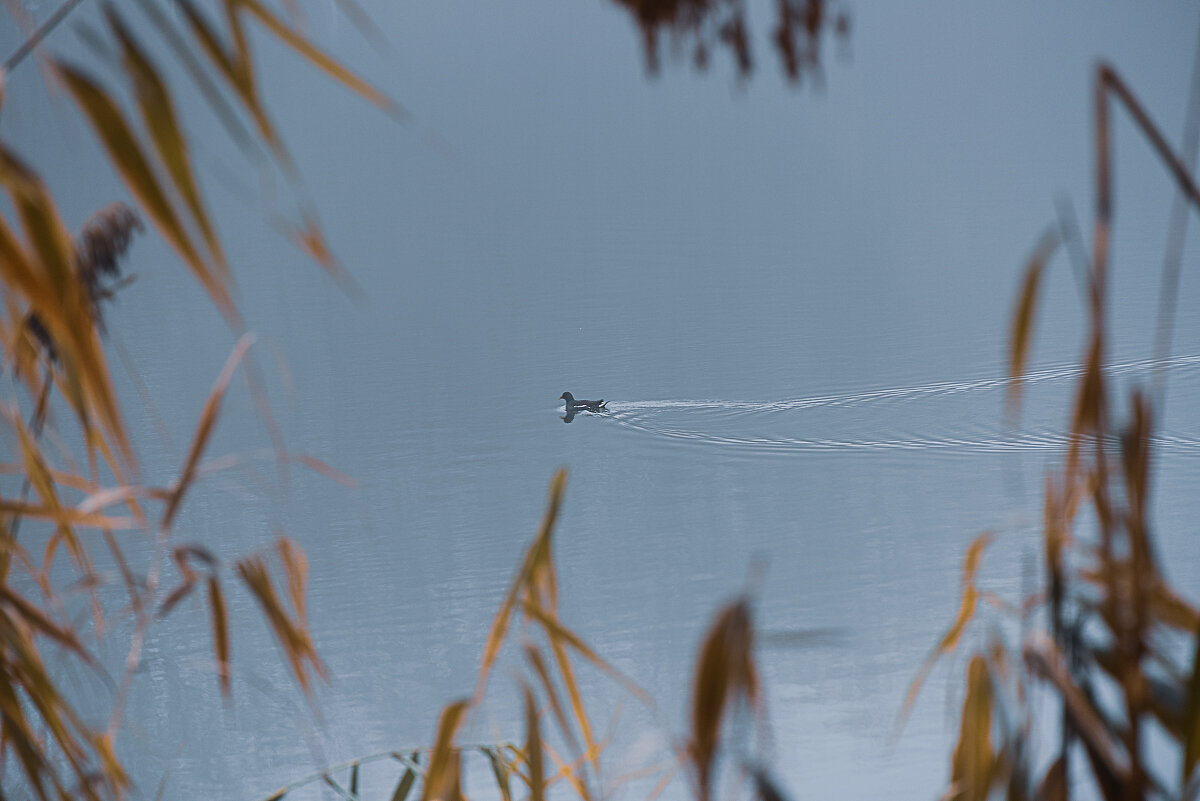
[4,1,1200,799]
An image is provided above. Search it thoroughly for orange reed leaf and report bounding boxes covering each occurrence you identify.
[276,537,308,624]
[1184,626,1200,788]
[1007,226,1059,420]
[1023,634,1129,781]
[520,599,653,707]
[163,335,254,530]
[422,700,468,801]
[231,0,406,121]
[898,531,993,735]
[949,656,995,801]
[52,62,236,320]
[523,685,545,801]
[473,469,567,705]
[482,747,514,801]
[690,597,757,801]
[524,645,579,754]
[208,576,231,698]
[103,5,230,284]
[235,553,327,698]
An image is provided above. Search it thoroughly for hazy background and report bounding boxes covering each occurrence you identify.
[3,1,1200,798]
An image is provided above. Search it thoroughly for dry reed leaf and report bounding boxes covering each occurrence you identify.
[540,738,594,798]
[391,760,419,801]
[1147,582,1200,631]
[520,599,653,706]
[524,685,546,801]
[525,645,579,754]
[232,0,405,120]
[1185,629,1200,788]
[208,575,231,698]
[1035,757,1066,801]
[276,537,308,624]
[950,656,995,801]
[52,62,235,320]
[0,150,132,466]
[0,584,86,653]
[690,597,757,801]
[76,482,171,515]
[1007,227,1059,419]
[483,747,514,801]
[898,532,993,732]
[292,453,357,487]
[0,499,133,532]
[235,552,327,698]
[473,469,567,704]
[545,631,598,792]
[1023,634,1128,780]
[422,700,468,801]
[163,335,255,530]
[158,579,195,617]
[748,765,789,801]
[103,5,230,284]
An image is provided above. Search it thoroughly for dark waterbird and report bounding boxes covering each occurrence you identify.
[560,392,608,412]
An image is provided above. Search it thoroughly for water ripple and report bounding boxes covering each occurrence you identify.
[582,354,1200,456]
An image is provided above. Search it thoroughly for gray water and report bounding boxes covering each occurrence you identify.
[4,1,1200,799]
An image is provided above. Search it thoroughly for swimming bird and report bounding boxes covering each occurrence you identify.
[560,392,607,412]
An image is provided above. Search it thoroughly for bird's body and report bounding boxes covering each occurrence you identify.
[560,391,607,411]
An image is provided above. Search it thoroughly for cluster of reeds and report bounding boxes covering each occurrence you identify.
[901,62,1200,801]
[0,2,396,797]
[258,468,784,801]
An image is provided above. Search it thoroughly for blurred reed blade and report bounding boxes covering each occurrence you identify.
[0,150,131,464]
[103,5,231,284]
[391,762,418,801]
[277,538,309,625]
[950,655,995,801]
[1023,635,1128,782]
[331,0,393,55]
[1147,582,1200,631]
[349,762,359,796]
[208,575,231,698]
[0,584,87,654]
[748,765,790,801]
[691,597,757,801]
[898,531,993,732]
[421,699,468,801]
[236,551,327,698]
[520,599,653,707]
[1185,625,1200,788]
[52,62,236,320]
[158,579,195,617]
[545,630,598,791]
[1035,757,1067,801]
[473,469,566,704]
[163,335,255,530]
[524,685,545,801]
[0,498,133,531]
[130,0,256,156]
[232,0,406,121]
[1007,226,1059,420]
[483,747,514,801]
[525,645,580,754]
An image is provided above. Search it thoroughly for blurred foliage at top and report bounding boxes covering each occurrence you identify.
[613,0,850,82]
